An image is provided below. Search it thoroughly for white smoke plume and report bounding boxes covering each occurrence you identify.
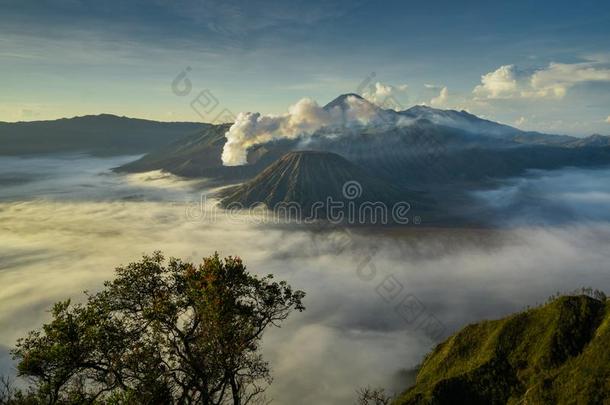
[221,96,388,166]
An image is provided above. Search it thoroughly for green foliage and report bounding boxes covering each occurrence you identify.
[395,294,610,404]
[10,252,305,405]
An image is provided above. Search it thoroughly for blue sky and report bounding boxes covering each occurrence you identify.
[1,0,610,135]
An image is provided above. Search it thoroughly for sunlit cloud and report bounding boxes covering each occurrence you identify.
[473,61,610,100]
[362,82,409,108]
[473,64,520,99]
[429,86,449,108]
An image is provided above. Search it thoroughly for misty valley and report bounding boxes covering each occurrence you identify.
[1,97,610,403]
[2,2,610,403]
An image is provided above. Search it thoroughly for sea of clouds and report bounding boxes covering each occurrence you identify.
[1,155,610,404]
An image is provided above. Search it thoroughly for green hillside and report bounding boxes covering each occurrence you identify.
[396,295,610,404]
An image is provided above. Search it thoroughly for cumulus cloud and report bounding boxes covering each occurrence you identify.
[418,84,455,109]
[473,61,610,100]
[529,62,610,98]
[222,96,386,166]
[362,82,409,108]
[429,86,449,107]
[473,65,520,99]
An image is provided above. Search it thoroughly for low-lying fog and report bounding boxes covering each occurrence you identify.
[1,155,610,404]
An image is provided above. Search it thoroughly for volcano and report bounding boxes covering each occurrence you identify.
[219,151,430,222]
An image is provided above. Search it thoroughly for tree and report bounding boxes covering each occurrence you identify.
[11,252,305,404]
[0,376,15,404]
[355,386,392,405]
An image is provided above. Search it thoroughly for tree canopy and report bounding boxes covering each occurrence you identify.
[9,252,305,405]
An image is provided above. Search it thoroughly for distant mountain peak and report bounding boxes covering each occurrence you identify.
[323,93,369,110]
[336,93,365,100]
[563,133,610,148]
[404,104,439,113]
[398,104,524,137]
[408,105,476,119]
[403,104,471,118]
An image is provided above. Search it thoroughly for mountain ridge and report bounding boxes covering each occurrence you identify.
[116,94,610,193]
[396,294,610,404]
[0,113,203,125]
[0,114,206,156]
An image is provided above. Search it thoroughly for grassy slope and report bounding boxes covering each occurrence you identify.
[396,296,610,404]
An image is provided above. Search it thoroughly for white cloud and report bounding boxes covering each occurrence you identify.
[222,96,386,166]
[473,65,519,99]
[528,62,610,99]
[362,82,409,108]
[430,86,449,107]
[420,84,454,108]
[473,62,610,100]
[605,115,610,124]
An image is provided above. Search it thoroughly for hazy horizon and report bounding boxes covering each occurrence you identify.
[2,1,610,403]
[2,1,610,135]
